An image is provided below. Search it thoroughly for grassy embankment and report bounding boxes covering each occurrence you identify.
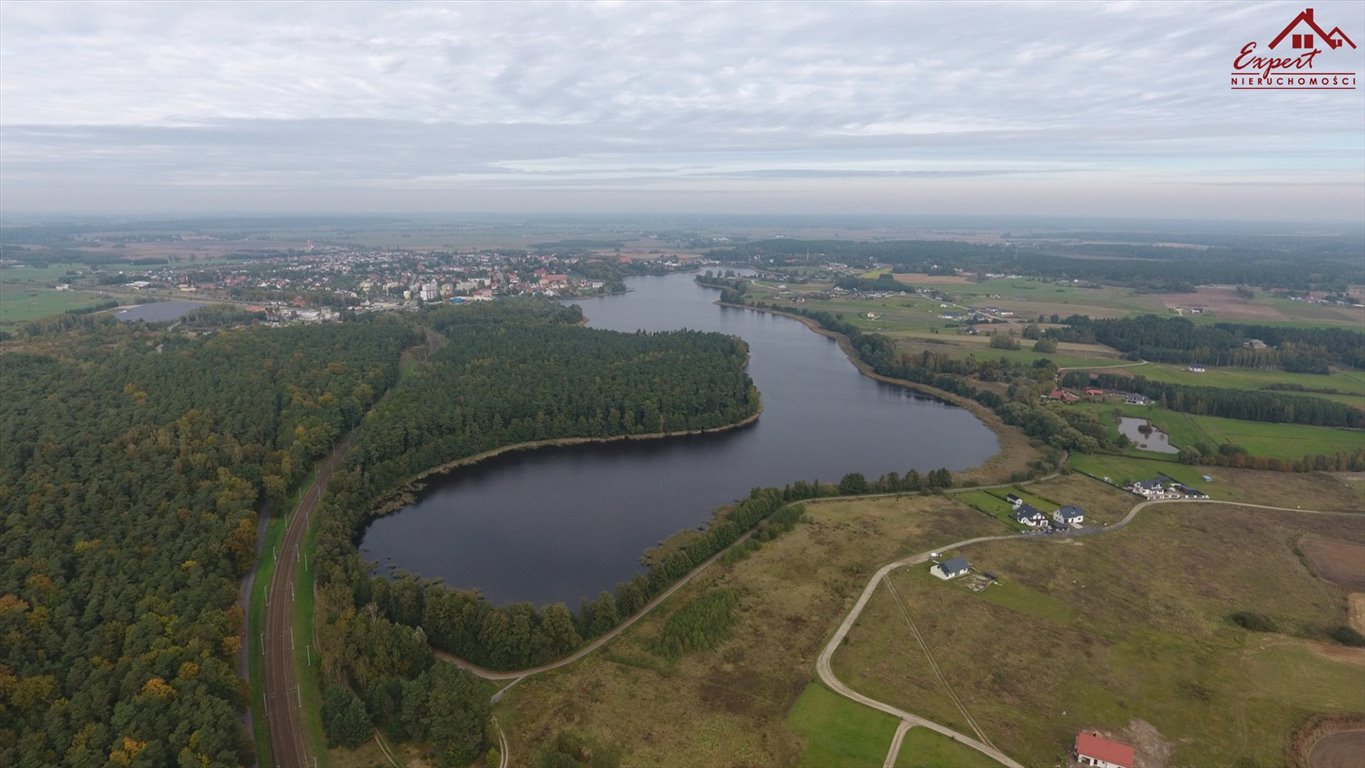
[832,501,1365,767]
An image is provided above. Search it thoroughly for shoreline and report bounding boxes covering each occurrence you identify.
[369,405,763,516]
[714,299,1039,479]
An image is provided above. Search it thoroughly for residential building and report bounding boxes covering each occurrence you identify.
[1074,732,1135,768]
[931,556,971,580]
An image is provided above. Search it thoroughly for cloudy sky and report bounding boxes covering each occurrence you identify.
[2,0,1363,221]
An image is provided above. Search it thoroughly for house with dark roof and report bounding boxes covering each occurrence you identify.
[1269,7,1357,50]
[1075,732,1135,768]
[1004,493,1023,508]
[1013,504,1048,528]
[1126,478,1170,498]
[931,556,971,580]
[1054,505,1085,526]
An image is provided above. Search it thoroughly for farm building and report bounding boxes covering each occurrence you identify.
[1074,732,1135,768]
[930,556,971,580]
[1004,493,1023,508]
[1013,504,1048,528]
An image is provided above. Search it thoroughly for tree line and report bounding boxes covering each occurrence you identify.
[1089,372,1365,429]
[1049,314,1365,372]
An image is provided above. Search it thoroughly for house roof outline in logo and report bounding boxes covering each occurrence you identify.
[1268,7,1357,50]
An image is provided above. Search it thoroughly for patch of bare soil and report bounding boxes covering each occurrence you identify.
[1350,594,1365,636]
[1155,285,1289,321]
[1301,536,1365,589]
[1288,714,1365,768]
[1310,730,1365,768]
[1122,719,1173,768]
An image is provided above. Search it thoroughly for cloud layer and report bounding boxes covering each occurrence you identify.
[2,1,1363,219]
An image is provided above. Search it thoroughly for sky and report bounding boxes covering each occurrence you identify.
[2,0,1364,221]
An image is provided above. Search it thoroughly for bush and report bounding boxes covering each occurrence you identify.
[1329,625,1365,647]
[1229,611,1277,633]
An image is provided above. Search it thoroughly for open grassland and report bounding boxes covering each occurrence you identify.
[1104,364,1365,410]
[889,274,1171,319]
[891,333,1124,369]
[1150,286,1365,328]
[1144,410,1362,462]
[952,474,1131,529]
[787,682,898,767]
[1063,401,1363,462]
[894,727,999,768]
[496,496,1008,767]
[833,504,1365,767]
[0,288,110,327]
[1066,454,1363,509]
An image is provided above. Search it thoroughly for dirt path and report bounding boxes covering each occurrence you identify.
[883,574,994,748]
[263,435,353,768]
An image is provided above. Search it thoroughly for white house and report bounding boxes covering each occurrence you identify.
[1004,494,1023,509]
[1053,505,1085,526]
[930,556,971,580]
[1013,504,1048,528]
[1075,732,1135,768]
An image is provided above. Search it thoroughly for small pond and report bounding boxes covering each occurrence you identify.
[1118,416,1178,454]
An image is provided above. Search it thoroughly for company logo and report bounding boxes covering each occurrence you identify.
[1231,7,1358,90]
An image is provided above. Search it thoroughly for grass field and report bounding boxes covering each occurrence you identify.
[1095,363,1365,409]
[494,496,1009,767]
[1065,453,1364,509]
[1063,401,1363,462]
[833,503,1365,767]
[0,288,111,327]
[787,682,898,767]
[894,727,1000,768]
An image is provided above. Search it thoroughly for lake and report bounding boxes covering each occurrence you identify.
[359,273,999,606]
[114,300,209,322]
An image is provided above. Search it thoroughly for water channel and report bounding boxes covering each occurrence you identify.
[359,273,999,606]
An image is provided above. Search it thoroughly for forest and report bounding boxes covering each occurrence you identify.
[0,313,415,768]
[307,300,768,760]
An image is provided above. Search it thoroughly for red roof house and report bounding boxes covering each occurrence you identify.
[1048,388,1080,404]
[1269,7,1357,50]
[1075,732,1135,768]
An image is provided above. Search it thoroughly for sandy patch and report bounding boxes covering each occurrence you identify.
[1310,730,1365,768]
[1349,594,1365,636]
[1301,536,1365,589]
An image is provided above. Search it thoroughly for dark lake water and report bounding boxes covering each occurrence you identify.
[114,300,208,322]
[359,273,998,607]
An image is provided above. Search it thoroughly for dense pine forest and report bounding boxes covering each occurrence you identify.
[307,301,766,755]
[0,314,415,768]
